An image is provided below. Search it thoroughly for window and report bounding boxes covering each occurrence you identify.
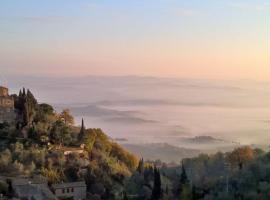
[62,189,65,193]
[67,188,69,193]
[71,188,74,193]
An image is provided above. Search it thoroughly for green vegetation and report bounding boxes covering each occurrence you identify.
[1,88,270,199]
[121,146,268,200]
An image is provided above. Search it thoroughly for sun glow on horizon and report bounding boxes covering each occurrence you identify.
[0,0,270,80]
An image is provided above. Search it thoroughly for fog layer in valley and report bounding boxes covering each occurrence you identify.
[6,75,270,151]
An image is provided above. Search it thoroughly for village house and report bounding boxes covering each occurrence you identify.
[51,181,87,200]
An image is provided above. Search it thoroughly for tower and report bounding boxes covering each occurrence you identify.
[0,86,9,97]
[0,86,14,109]
[0,86,15,123]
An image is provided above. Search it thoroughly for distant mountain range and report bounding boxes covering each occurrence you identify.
[119,136,242,162]
[164,136,241,154]
[123,143,201,163]
[180,136,240,145]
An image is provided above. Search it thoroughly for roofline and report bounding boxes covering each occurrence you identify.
[53,185,86,189]
[52,182,86,188]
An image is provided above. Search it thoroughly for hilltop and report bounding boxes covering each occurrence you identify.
[0,88,138,199]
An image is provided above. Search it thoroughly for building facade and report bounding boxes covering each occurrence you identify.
[52,181,87,200]
[0,86,14,108]
[0,87,9,97]
[0,86,16,123]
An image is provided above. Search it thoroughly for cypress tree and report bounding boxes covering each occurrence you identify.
[179,162,192,200]
[152,166,162,200]
[78,118,86,142]
[180,162,189,185]
[26,89,38,105]
[17,88,38,128]
[22,88,26,96]
[137,158,144,174]
[24,89,37,127]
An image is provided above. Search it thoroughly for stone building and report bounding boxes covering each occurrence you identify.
[11,177,57,200]
[52,181,87,200]
[0,86,16,123]
[0,86,14,108]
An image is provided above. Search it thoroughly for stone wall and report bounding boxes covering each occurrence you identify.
[0,97,14,108]
[0,108,16,123]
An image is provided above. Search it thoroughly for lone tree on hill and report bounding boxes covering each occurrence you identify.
[78,118,86,142]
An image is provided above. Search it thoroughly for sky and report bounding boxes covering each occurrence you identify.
[0,0,270,80]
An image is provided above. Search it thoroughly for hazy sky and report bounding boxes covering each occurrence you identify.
[0,0,270,80]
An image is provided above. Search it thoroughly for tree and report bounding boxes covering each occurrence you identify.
[78,118,86,142]
[151,166,162,200]
[180,162,189,185]
[50,120,72,146]
[179,163,192,200]
[59,109,74,126]
[180,185,192,200]
[84,129,97,154]
[41,167,61,184]
[64,166,79,182]
[227,146,254,170]
[35,103,54,122]
[137,158,144,174]
[20,89,38,127]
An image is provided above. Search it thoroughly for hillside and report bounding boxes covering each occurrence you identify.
[0,88,138,199]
